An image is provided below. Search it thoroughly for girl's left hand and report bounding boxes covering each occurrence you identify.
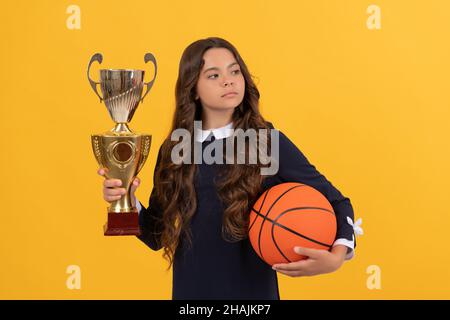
[272,246,347,277]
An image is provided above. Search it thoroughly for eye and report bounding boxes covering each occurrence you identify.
[207,74,219,79]
[232,69,241,75]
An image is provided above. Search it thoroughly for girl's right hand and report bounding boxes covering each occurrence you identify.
[97,168,141,204]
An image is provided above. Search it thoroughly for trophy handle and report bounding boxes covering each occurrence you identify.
[140,53,158,103]
[137,135,152,174]
[91,135,108,170]
[87,53,104,102]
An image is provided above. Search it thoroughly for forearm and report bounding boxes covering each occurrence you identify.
[331,245,348,268]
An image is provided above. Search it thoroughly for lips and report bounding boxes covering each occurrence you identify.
[222,92,238,97]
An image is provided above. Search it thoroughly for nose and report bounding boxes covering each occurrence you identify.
[223,78,234,87]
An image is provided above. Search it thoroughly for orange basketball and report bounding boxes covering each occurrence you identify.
[248,182,337,266]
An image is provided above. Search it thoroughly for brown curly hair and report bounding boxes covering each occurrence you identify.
[154,37,273,269]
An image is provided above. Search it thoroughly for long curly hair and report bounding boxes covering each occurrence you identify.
[154,37,273,269]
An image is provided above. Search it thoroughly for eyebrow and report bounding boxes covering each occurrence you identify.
[203,62,239,74]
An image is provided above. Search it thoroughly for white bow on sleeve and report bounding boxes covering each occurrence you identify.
[347,217,364,236]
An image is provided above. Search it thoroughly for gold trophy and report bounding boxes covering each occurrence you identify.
[87,53,157,236]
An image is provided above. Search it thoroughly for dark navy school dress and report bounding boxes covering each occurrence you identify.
[136,123,356,300]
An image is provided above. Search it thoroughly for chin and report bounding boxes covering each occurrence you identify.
[210,103,241,111]
[224,98,244,109]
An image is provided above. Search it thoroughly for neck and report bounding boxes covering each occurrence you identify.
[201,108,234,130]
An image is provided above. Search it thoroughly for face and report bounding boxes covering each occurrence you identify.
[195,47,245,112]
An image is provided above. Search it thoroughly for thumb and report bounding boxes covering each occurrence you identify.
[130,177,140,194]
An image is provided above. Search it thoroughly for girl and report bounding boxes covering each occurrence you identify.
[98,37,357,300]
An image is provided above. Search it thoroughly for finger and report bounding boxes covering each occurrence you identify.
[105,195,123,202]
[104,187,127,196]
[294,246,323,259]
[103,179,122,188]
[97,168,108,176]
[132,177,140,186]
[130,177,141,193]
[272,259,310,272]
[274,269,304,277]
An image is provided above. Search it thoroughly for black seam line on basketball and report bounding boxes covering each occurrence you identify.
[252,206,333,217]
[270,216,292,263]
[253,207,333,248]
[271,208,333,262]
[253,204,335,216]
[252,207,333,248]
[249,189,269,233]
[249,188,270,233]
[257,184,306,263]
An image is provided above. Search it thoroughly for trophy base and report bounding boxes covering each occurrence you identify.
[104,211,141,236]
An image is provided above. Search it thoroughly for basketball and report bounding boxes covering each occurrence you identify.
[248,182,337,266]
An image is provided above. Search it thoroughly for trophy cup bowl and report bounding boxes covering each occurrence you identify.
[88,53,157,236]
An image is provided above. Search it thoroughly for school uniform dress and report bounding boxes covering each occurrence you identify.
[135,121,358,300]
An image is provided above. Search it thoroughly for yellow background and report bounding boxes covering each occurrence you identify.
[1,0,449,299]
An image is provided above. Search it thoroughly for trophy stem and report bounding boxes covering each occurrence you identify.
[112,123,132,134]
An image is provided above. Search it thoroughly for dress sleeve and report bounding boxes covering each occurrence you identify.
[275,128,357,260]
[135,145,164,251]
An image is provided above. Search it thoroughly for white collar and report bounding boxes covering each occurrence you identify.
[194,121,234,143]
